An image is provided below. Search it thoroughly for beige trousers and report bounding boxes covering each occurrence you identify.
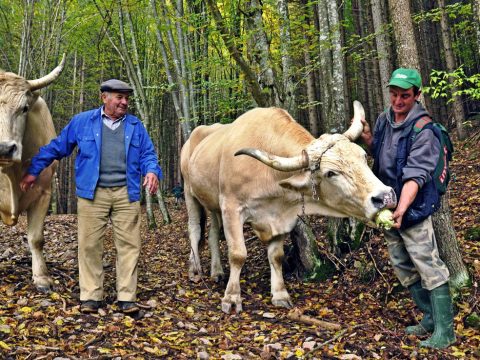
[77,187,141,302]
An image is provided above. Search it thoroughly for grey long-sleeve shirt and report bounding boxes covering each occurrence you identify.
[374,102,440,190]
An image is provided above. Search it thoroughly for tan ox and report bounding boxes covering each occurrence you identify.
[0,55,65,291]
[182,101,397,313]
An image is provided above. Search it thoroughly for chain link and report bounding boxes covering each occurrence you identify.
[301,192,305,217]
[310,176,319,200]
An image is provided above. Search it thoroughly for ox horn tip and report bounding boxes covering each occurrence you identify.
[234,148,252,157]
[353,100,365,118]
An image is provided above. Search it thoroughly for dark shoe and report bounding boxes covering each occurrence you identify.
[118,301,140,314]
[406,281,434,335]
[80,300,101,313]
[420,283,456,349]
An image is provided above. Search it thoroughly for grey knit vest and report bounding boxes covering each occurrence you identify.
[98,122,127,187]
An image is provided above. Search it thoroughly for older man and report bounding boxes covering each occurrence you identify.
[21,79,161,315]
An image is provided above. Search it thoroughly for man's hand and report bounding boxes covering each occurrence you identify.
[143,173,159,194]
[391,180,419,229]
[359,118,373,148]
[20,174,37,192]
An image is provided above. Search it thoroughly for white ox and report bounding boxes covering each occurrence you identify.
[181,101,397,313]
[0,56,65,291]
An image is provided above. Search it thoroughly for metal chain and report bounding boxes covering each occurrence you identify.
[301,192,305,217]
[310,176,319,200]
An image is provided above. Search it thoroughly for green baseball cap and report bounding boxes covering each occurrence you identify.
[388,68,422,89]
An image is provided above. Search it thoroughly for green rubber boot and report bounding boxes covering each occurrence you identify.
[406,281,434,335]
[420,283,456,349]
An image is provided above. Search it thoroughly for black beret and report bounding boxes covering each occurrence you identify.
[100,79,133,93]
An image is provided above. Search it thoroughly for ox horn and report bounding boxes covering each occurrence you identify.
[28,53,66,91]
[234,148,309,172]
[343,100,365,141]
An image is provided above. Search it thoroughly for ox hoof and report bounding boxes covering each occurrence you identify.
[221,297,243,314]
[37,285,51,294]
[189,273,202,283]
[272,293,293,308]
[272,298,293,308]
[33,276,53,292]
[211,272,225,283]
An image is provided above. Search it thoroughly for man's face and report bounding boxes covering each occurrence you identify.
[102,92,129,119]
[389,86,420,120]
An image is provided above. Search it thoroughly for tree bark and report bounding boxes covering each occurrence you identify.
[244,0,279,106]
[370,0,391,108]
[438,0,467,140]
[432,196,471,290]
[387,0,420,69]
[278,0,297,117]
[18,0,34,77]
[474,0,480,57]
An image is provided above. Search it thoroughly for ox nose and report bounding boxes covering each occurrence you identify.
[0,143,17,158]
[371,189,397,209]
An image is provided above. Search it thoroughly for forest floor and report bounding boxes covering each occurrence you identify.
[0,135,479,360]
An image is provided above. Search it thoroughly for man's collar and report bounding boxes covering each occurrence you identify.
[101,106,126,122]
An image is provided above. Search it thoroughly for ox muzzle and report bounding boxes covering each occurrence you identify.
[0,141,20,166]
[371,188,397,210]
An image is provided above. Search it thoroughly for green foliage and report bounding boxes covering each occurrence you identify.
[465,226,480,241]
[423,66,480,104]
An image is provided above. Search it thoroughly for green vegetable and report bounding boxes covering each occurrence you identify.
[375,209,394,230]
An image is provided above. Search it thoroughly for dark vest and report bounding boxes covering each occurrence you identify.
[372,114,440,229]
[98,122,127,187]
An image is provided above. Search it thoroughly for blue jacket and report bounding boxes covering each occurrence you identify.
[28,107,162,202]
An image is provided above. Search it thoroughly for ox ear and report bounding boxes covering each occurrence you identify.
[279,172,310,191]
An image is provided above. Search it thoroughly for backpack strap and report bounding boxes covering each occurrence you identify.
[412,116,433,134]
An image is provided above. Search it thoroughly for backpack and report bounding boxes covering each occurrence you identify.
[409,117,454,195]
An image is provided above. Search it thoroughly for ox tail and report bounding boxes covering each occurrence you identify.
[199,207,207,249]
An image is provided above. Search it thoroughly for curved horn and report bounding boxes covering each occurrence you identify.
[343,100,365,141]
[234,148,309,172]
[28,53,66,91]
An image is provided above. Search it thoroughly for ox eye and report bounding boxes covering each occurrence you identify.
[22,105,29,113]
[326,171,337,178]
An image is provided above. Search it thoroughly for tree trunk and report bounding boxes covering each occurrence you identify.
[387,0,420,69]
[301,0,319,136]
[432,196,471,291]
[18,0,34,77]
[317,0,332,130]
[145,191,157,229]
[156,187,171,225]
[245,0,279,106]
[278,0,297,117]
[474,0,480,57]
[287,217,335,281]
[370,0,391,108]
[438,0,467,140]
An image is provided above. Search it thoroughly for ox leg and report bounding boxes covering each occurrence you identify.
[221,212,247,313]
[26,195,53,292]
[186,194,205,282]
[268,235,292,308]
[209,211,224,282]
